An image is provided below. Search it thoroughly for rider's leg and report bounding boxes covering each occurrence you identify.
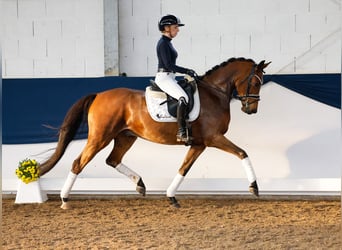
[155,73,189,103]
[176,97,189,142]
[155,73,191,142]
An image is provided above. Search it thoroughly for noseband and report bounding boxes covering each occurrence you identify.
[236,65,263,109]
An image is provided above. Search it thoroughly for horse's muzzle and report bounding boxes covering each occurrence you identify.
[238,95,260,115]
[241,101,258,114]
[242,106,257,114]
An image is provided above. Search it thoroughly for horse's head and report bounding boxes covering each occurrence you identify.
[234,60,271,114]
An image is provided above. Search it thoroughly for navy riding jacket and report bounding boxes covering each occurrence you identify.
[156,35,188,74]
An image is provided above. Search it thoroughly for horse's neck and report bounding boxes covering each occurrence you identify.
[198,79,232,110]
[201,73,235,100]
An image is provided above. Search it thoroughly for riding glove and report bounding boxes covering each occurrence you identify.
[186,69,199,80]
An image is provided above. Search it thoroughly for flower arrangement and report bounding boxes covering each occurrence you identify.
[15,159,40,184]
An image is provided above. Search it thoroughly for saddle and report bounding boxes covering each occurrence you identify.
[145,79,200,122]
[149,79,196,117]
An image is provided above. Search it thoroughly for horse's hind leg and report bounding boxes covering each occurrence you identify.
[106,132,146,196]
[60,139,111,209]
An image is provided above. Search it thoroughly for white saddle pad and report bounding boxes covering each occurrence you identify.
[145,86,200,122]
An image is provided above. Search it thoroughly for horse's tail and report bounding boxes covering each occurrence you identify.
[39,94,97,176]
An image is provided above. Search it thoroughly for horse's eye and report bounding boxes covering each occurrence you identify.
[252,80,261,87]
[252,75,263,87]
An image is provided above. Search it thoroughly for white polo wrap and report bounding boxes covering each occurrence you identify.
[60,171,77,199]
[242,157,257,183]
[116,163,141,184]
[166,173,185,197]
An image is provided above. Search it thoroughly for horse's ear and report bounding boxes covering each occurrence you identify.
[257,60,271,72]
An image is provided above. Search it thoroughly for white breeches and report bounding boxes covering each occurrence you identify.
[155,72,189,103]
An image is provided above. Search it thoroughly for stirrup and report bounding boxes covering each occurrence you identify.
[176,130,193,144]
[176,133,188,142]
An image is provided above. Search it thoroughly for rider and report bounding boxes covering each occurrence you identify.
[155,14,198,143]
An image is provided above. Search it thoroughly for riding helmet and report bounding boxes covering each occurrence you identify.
[158,14,184,31]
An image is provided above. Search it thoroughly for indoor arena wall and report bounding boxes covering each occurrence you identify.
[1,0,341,78]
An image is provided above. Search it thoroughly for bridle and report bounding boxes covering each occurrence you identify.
[235,65,263,110]
[236,65,262,100]
[197,64,263,107]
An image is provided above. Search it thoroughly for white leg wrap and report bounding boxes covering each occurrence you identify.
[60,171,77,199]
[242,157,257,183]
[166,173,185,197]
[116,163,141,184]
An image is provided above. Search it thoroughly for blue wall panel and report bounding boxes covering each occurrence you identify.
[3,74,340,144]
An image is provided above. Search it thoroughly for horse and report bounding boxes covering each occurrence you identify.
[39,57,271,209]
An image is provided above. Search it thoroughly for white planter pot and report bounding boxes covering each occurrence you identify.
[15,179,48,204]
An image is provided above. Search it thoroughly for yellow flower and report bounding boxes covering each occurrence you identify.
[15,158,40,184]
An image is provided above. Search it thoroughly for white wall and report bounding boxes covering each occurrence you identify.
[1,0,341,78]
[1,0,104,78]
[1,0,340,196]
[118,0,341,76]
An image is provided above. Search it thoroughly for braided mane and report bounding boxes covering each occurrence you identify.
[202,57,255,77]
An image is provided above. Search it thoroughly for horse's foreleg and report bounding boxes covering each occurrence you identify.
[167,145,206,208]
[106,133,146,196]
[242,157,258,196]
[208,135,259,197]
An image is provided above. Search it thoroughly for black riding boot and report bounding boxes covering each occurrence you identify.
[176,97,190,143]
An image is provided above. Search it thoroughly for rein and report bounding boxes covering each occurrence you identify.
[197,78,229,98]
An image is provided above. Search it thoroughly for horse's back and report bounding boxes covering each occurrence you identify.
[99,87,143,98]
[90,88,143,108]
[88,87,145,127]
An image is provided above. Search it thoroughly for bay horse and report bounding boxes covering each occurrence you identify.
[39,57,271,209]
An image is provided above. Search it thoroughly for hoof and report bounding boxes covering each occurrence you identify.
[249,181,259,197]
[136,186,146,196]
[136,178,146,196]
[60,202,71,210]
[168,197,181,208]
